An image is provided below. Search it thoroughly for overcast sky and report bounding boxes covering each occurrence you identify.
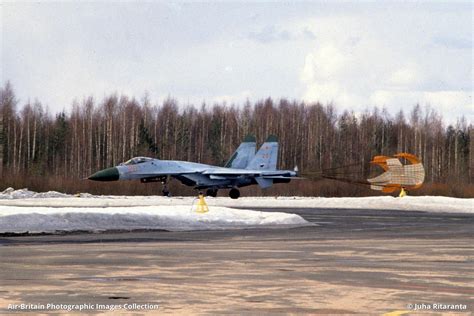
[2,1,472,123]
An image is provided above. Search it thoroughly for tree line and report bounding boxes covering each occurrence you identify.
[0,82,472,197]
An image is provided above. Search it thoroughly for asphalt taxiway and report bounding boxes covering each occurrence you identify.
[1,208,473,314]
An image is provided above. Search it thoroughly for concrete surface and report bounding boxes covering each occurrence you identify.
[1,208,473,315]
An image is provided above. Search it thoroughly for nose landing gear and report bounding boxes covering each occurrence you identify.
[161,176,171,197]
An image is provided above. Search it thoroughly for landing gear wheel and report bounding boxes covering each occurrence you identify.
[206,189,218,197]
[229,188,240,199]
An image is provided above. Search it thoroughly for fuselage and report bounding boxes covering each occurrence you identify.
[89,157,296,190]
[88,135,295,198]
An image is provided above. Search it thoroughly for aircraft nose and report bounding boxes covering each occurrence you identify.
[88,167,120,181]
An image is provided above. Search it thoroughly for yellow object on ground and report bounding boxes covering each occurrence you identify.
[399,187,407,197]
[195,194,209,213]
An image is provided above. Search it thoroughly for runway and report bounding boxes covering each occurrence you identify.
[1,208,473,314]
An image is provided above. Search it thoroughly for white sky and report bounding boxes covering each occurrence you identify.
[1,1,472,123]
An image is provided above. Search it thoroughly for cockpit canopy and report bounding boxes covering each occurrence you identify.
[122,157,153,165]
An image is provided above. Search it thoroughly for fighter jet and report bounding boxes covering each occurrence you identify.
[88,135,298,199]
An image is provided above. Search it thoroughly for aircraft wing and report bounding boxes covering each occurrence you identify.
[202,168,295,177]
[202,168,259,176]
[135,171,197,176]
[118,168,200,181]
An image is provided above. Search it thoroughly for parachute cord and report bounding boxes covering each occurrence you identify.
[304,162,368,177]
[303,161,371,183]
[302,163,366,177]
[319,162,364,173]
[323,170,368,176]
[302,171,368,180]
[321,175,372,187]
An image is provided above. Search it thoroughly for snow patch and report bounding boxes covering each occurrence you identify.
[0,204,309,233]
[0,188,310,233]
[0,188,471,214]
[0,188,471,234]
[226,196,473,214]
[0,187,71,199]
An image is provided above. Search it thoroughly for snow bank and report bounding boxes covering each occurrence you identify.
[0,188,311,233]
[0,188,471,234]
[218,196,473,214]
[0,204,309,234]
[0,188,471,214]
[0,187,73,199]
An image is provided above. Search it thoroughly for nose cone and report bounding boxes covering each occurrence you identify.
[88,167,120,181]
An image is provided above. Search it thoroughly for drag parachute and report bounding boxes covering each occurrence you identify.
[308,152,425,195]
[367,153,425,193]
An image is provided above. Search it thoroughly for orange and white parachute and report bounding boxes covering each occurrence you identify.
[367,153,425,193]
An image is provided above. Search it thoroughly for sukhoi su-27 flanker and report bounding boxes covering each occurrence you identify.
[88,135,299,199]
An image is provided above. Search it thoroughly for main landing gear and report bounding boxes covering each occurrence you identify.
[206,188,218,197]
[229,188,240,199]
